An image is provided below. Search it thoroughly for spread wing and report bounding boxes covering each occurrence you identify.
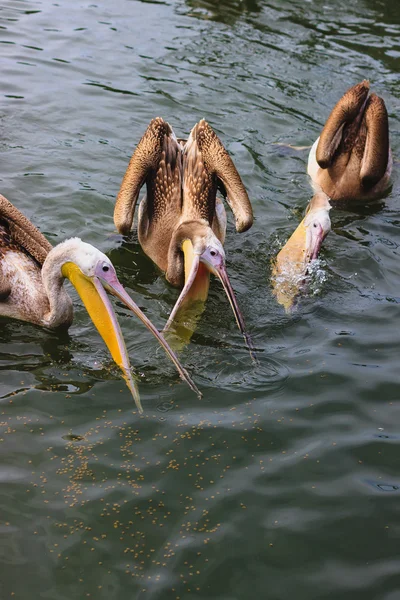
[360,93,389,189]
[0,194,52,264]
[114,117,183,234]
[183,120,253,232]
[316,80,370,169]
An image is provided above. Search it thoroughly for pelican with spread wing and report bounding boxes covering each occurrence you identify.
[114,118,255,355]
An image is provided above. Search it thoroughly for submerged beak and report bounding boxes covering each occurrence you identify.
[62,262,201,413]
[165,241,256,361]
[275,212,327,271]
[208,259,257,362]
[272,213,328,311]
[272,220,309,312]
[275,219,309,273]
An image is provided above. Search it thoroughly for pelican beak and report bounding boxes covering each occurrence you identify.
[199,247,256,361]
[272,211,329,311]
[164,243,204,330]
[62,262,201,413]
[165,240,255,360]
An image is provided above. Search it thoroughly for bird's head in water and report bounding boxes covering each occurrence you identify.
[272,193,331,311]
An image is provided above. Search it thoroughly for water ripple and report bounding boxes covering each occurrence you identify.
[1,0,400,597]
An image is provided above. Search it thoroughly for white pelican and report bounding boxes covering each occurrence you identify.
[0,193,200,412]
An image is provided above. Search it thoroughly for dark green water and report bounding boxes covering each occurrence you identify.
[1,0,400,598]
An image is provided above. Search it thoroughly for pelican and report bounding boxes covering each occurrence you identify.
[113,118,255,354]
[272,191,331,311]
[308,80,392,202]
[0,193,200,412]
[273,80,391,310]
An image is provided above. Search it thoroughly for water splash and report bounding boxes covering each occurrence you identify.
[272,256,329,312]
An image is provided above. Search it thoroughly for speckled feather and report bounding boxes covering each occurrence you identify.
[147,129,183,225]
[184,119,253,232]
[114,117,182,234]
[182,121,217,224]
[114,117,253,276]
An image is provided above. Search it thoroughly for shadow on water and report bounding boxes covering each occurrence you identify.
[107,235,161,287]
[330,199,387,241]
[363,0,400,23]
[163,298,208,353]
[184,0,262,24]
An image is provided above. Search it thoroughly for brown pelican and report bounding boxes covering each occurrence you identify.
[308,80,392,202]
[0,193,200,412]
[273,81,391,310]
[113,118,255,355]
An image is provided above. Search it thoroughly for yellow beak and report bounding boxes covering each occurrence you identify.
[163,240,210,346]
[272,218,308,312]
[62,262,143,411]
[165,239,256,361]
[182,239,211,304]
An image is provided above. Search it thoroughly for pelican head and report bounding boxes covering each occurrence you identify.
[165,222,254,356]
[42,238,200,412]
[302,203,332,261]
[272,193,331,311]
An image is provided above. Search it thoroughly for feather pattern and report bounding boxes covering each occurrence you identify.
[308,81,392,202]
[114,117,253,282]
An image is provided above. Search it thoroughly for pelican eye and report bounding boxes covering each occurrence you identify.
[313,223,318,228]
[210,250,217,257]
[102,264,110,272]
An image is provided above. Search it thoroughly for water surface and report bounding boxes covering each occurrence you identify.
[1,0,400,598]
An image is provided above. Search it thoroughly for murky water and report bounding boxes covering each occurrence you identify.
[1,0,400,598]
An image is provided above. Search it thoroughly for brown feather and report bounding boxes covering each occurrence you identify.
[182,121,216,224]
[310,81,391,202]
[360,94,389,189]
[147,130,183,224]
[0,194,52,264]
[316,80,370,169]
[114,117,177,234]
[192,120,253,232]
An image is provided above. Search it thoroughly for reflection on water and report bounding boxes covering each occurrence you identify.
[163,299,206,352]
[185,0,262,23]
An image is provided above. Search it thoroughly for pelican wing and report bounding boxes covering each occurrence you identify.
[0,194,52,264]
[360,94,390,189]
[186,120,253,233]
[114,117,182,234]
[182,121,216,225]
[148,123,183,226]
[316,80,370,169]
